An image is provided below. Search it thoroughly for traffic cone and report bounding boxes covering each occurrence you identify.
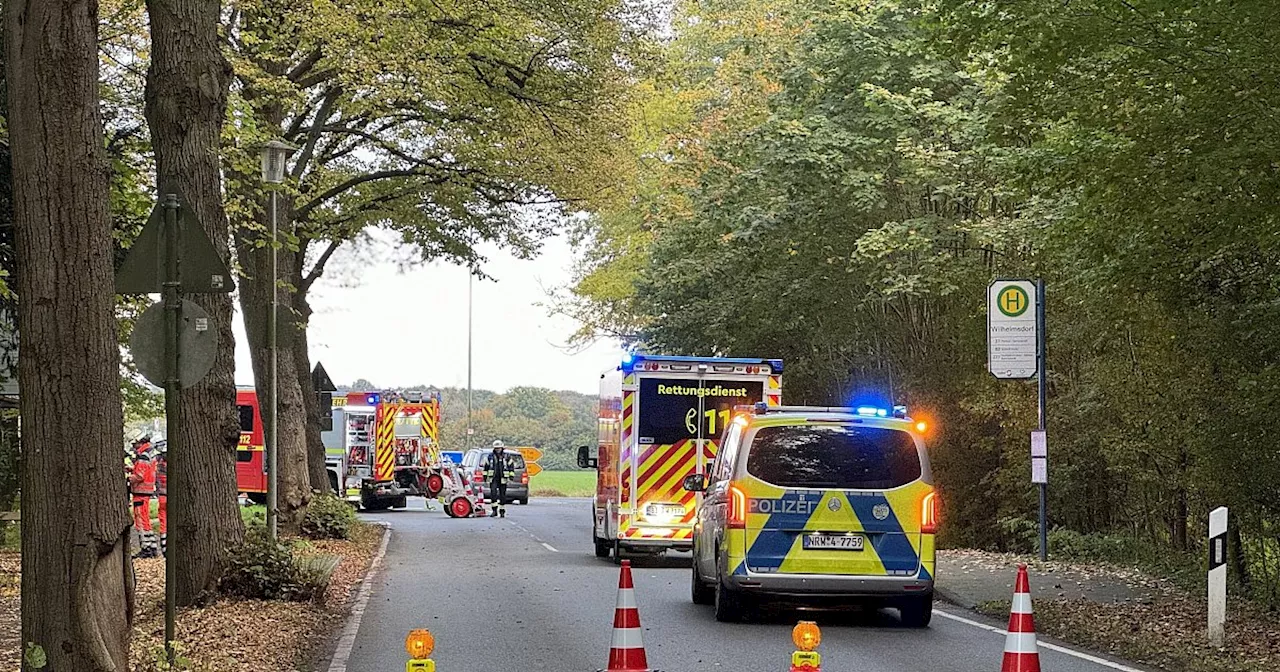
[1001,563,1041,672]
[473,481,488,517]
[605,560,650,672]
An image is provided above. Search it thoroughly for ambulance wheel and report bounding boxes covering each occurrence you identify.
[449,497,473,519]
[898,593,933,628]
[425,474,444,498]
[691,559,714,605]
[594,537,610,558]
[612,540,623,565]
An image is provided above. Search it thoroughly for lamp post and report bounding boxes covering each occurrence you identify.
[260,139,295,540]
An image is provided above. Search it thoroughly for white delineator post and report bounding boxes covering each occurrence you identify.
[1208,506,1229,647]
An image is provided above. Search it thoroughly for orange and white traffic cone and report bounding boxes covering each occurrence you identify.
[1001,563,1041,672]
[604,560,650,672]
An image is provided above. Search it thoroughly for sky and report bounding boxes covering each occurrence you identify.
[232,230,625,395]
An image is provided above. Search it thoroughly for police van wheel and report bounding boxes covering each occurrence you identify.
[691,561,714,605]
[713,576,744,623]
[898,593,933,628]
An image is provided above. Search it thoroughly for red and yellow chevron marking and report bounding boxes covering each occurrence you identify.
[625,438,699,538]
[619,389,634,508]
[374,404,399,482]
[767,375,782,406]
[420,400,441,466]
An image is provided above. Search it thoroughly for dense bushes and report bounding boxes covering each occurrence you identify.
[219,526,338,602]
[301,493,358,540]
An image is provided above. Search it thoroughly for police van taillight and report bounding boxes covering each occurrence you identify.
[728,483,747,529]
[921,491,939,534]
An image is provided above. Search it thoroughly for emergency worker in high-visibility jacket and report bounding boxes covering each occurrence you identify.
[156,442,167,556]
[484,440,516,518]
[129,437,159,558]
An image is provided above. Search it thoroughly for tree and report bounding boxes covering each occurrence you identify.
[143,0,244,602]
[222,0,630,523]
[6,0,132,666]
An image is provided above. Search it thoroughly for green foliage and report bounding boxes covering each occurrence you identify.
[301,493,357,540]
[24,642,46,669]
[530,471,597,497]
[570,0,1280,608]
[218,527,333,602]
[137,642,194,672]
[432,386,596,470]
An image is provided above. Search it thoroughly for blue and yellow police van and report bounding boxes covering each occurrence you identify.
[683,403,937,626]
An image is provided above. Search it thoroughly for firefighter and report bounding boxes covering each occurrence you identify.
[484,440,515,518]
[155,441,167,556]
[129,437,159,558]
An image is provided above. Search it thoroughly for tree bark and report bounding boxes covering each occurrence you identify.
[6,0,133,667]
[143,0,243,604]
[292,278,330,494]
[234,199,312,530]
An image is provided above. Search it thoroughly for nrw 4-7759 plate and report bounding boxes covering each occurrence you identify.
[802,533,865,551]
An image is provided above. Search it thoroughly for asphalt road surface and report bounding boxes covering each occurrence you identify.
[340,498,1150,672]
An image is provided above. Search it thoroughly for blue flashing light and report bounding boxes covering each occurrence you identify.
[855,406,880,417]
[876,408,888,418]
[367,393,380,405]
[621,351,636,367]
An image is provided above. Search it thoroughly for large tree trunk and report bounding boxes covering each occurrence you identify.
[6,0,133,667]
[234,200,311,530]
[143,0,243,604]
[292,272,330,494]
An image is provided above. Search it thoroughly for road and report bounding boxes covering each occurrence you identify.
[339,498,1149,672]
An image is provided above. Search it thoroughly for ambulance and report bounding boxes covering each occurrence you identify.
[578,354,782,560]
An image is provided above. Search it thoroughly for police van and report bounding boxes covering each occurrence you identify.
[683,403,937,625]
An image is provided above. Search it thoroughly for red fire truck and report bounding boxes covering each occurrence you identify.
[236,387,267,503]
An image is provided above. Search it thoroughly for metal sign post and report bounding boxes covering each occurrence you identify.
[1035,279,1048,562]
[116,194,232,667]
[989,278,1048,561]
[1208,507,1229,646]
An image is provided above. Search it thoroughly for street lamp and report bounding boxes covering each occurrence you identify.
[259,139,295,540]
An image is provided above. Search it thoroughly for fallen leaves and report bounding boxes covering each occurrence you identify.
[0,523,383,672]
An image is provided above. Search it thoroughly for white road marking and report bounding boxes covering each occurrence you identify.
[933,608,1148,672]
[327,522,392,672]
[540,542,559,553]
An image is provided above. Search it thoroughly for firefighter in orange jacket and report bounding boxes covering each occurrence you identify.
[156,441,167,556]
[129,437,159,558]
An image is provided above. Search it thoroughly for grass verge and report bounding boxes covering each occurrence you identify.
[530,470,595,498]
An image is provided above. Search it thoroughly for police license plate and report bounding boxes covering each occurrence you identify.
[803,534,865,551]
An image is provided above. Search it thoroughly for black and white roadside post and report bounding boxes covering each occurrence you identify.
[988,278,1048,561]
[1208,506,1229,647]
[116,195,233,666]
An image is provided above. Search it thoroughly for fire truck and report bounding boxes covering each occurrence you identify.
[236,388,267,503]
[329,390,446,511]
[578,355,782,560]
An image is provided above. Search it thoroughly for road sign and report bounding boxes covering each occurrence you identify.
[116,202,233,294]
[129,300,217,388]
[526,463,543,477]
[518,447,543,462]
[988,279,1038,379]
[312,362,337,392]
[1030,430,1047,484]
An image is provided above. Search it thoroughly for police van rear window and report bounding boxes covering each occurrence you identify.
[745,424,920,490]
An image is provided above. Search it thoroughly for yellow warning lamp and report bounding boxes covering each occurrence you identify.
[405,630,436,672]
[792,621,821,651]
[789,622,822,672]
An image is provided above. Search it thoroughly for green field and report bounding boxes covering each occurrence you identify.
[530,470,596,498]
